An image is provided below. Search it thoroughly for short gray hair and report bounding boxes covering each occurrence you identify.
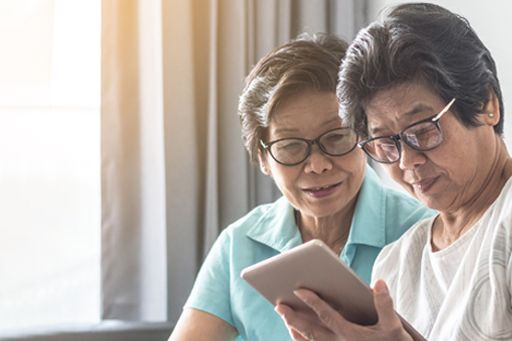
[239,33,348,164]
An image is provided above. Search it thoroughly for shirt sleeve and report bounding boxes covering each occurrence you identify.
[184,230,235,327]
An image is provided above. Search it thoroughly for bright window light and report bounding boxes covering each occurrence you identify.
[0,0,100,332]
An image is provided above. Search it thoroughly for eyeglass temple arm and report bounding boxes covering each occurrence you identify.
[433,98,456,121]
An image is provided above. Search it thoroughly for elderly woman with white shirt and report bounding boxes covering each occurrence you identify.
[276,3,512,341]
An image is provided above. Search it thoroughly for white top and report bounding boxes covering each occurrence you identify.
[372,177,512,341]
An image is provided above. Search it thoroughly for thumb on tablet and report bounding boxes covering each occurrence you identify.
[373,280,400,326]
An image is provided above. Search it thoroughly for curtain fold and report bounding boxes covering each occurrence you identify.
[101,0,366,324]
[163,0,208,324]
[102,0,167,321]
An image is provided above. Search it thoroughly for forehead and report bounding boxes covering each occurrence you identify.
[364,82,444,135]
[269,90,342,136]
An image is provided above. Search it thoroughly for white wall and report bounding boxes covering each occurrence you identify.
[367,0,512,151]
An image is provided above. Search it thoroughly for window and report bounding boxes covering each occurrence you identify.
[0,0,100,332]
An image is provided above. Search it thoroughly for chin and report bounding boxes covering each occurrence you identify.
[416,193,445,211]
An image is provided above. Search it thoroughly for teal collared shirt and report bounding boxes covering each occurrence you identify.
[184,166,434,340]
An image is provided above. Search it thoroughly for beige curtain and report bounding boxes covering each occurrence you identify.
[101,0,365,324]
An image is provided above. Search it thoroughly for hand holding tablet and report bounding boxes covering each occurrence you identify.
[241,239,426,341]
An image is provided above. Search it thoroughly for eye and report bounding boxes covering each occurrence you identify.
[321,129,355,146]
[272,139,306,155]
[409,122,436,136]
[379,142,397,152]
[404,122,439,147]
[364,137,399,161]
[324,132,345,142]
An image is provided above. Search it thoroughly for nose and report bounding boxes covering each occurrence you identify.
[304,144,333,174]
[398,142,426,170]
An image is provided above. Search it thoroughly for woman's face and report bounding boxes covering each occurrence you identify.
[259,90,366,220]
[364,82,495,212]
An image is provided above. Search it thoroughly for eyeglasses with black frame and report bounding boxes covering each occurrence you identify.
[358,98,456,164]
[260,127,358,166]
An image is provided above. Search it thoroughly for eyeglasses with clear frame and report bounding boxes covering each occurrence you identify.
[358,98,456,164]
[260,127,358,166]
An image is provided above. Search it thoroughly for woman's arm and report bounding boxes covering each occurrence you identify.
[169,308,238,341]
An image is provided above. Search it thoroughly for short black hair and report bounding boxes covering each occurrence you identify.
[338,2,504,137]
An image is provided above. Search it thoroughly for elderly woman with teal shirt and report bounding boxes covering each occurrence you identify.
[168,34,433,341]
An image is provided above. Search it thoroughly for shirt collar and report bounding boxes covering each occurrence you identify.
[346,165,387,248]
[245,197,303,253]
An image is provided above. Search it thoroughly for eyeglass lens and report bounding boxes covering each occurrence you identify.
[363,119,443,163]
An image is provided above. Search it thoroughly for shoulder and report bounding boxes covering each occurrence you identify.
[482,177,512,246]
[185,197,294,329]
[484,177,512,254]
[495,176,512,213]
[186,199,289,300]
[206,196,293,264]
[220,196,290,240]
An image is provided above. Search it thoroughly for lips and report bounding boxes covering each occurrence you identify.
[303,182,342,198]
[411,176,439,193]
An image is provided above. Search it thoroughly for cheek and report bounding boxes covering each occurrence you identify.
[351,156,367,184]
[341,149,366,172]
[333,151,366,184]
[269,165,299,191]
[387,165,402,180]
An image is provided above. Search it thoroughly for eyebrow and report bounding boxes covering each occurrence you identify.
[369,103,435,136]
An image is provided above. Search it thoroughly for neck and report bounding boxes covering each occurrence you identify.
[296,200,356,254]
[432,139,512,251]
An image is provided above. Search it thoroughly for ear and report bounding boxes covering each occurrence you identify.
[257,149,271,176]
[480,91,500,126]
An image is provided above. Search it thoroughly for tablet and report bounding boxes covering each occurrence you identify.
[240,239,426,341]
